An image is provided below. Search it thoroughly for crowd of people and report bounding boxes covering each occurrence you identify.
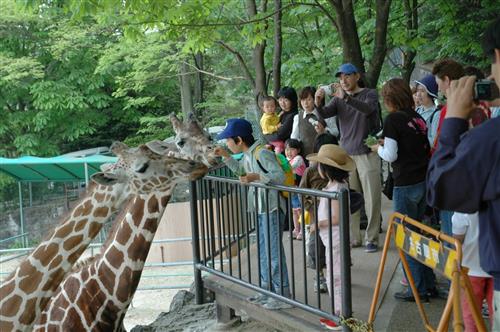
[213,17,500,331]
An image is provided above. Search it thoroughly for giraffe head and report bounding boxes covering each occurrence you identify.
[168,112,219,167]
[91,141,208,194]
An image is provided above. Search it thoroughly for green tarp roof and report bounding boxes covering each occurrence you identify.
[0,155,118,182]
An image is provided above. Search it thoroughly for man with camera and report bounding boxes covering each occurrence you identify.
[314,63,382,253]
[427,18,500,329]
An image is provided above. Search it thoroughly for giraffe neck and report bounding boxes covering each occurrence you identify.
[0,183,130,332]
[34,190,172,331]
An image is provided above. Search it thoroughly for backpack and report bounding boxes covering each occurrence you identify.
[253,145,295,198]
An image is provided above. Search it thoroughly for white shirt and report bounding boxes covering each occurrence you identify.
[377,137,398,163]
[452,212,491,278]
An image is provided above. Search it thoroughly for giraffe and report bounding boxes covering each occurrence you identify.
[0,163,133,332]
[33,142,208,331]
[146,112,219,167]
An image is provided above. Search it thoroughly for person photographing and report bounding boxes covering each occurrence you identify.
[315,63,382,253]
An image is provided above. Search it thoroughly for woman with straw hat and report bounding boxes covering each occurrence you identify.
[307,144,356,330]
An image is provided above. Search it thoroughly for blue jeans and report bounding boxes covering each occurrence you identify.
[290,193,301,209]
[258,210,290,297]
[439,210,453,237]
[393,181,436,296]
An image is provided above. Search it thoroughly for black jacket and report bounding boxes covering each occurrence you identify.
[264,109,298,142]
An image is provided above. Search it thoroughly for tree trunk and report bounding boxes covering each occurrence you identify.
[272,0,282,96]
[327,0,392,88]
[179,61,194,116]
[330,0,364,72]
[193,52,204,107]
[400,0,418,83]
[247,0,268,99]
[365,0,392,87]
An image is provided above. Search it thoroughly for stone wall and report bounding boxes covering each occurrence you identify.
[0,198,73,249]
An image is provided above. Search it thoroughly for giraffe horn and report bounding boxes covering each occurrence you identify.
[169,113,182,132]
[110,141,129,155]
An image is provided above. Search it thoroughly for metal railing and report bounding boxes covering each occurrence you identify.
[189,172,353,331]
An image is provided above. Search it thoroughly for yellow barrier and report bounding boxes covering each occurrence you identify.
[368,212,486,332]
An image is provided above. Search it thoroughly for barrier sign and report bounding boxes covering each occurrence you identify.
[368,213,487,332]
[394,222,457,280]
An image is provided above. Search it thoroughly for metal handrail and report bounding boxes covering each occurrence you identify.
[189,173,352,329]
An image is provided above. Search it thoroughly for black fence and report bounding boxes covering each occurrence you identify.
[189,169,352,330]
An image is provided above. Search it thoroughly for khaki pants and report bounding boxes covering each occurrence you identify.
[349,152,382,244]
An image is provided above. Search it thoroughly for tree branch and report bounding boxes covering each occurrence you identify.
[217,41,256,88]
[122,3,297,28]
[181,60,243,81]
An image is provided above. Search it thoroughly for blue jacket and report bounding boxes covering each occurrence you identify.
[427,117,500,290]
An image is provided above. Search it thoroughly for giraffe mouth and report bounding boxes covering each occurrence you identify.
[189,165,209,180]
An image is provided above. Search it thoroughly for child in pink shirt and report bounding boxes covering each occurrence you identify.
[307,144,356,330]
[285,139,306,239]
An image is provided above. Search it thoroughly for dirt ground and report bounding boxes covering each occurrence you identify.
[123,265,196,330]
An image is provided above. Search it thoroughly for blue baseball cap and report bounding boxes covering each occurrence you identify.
[335,63,359,77]
[216,118,253,140]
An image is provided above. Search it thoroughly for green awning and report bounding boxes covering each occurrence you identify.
[0,155,118,182]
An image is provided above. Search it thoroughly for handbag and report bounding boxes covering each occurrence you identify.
[382,168,394,200]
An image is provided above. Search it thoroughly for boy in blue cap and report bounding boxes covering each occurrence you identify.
[214,118,291,309]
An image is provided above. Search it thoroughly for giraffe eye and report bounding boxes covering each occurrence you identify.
[136,162,149,173]
[177,139,185,147]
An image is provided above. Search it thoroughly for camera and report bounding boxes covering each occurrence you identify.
[319,84,333,96]
[308,117,319,127]
[474,79,499,101]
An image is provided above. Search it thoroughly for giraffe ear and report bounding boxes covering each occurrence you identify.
[91,172,119,186]
[99,163,115,172]
[169,113,182,133]
[146,140,177,155]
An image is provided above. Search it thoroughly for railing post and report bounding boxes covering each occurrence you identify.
[339,188,352,332]
[190,180,204,304]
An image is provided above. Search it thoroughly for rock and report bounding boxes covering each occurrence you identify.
[169,290,195,312]
[132,302,217,332]
[189,280,215,303]
[131,289,278,332]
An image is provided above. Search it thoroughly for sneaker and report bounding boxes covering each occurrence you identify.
[365,242,378,253]
[261,297,293,310]
[394,291,429,303]
[400,276,408,287]
[427,287,448,300]
[319,318,342,330]
[247,293,269,305]
[314,276,328,293]
[481,301,489,318]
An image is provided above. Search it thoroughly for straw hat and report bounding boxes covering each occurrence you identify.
[306,144,356,172]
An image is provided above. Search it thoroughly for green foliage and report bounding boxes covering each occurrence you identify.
[3,0,498,162]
